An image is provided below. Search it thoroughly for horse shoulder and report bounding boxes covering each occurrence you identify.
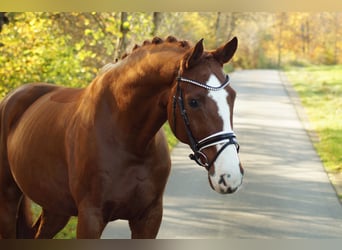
[147,129,171,185]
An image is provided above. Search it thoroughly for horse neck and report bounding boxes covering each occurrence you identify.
[85,52,182,153]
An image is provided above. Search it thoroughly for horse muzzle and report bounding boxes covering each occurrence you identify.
[208,171,243,194]
[207,145,244,194]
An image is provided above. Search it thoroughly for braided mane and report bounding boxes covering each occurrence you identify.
[99,36,191,75]
[121,36,191,60]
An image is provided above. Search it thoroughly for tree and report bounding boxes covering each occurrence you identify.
[0,13,98,96]
[0,12,9,47]
[151,12,162,36]
[0,12,9,32]
[116,12,129,59]
[276,13,287,68]
[2,10,342,97]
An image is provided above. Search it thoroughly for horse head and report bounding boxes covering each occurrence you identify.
[168,37,244,194]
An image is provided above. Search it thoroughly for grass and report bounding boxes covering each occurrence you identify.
[285,65,342,173]
[30,204,77,239]
[163,122,178,150]
[31,123,178,239]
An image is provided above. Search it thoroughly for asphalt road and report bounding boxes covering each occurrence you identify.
[101,69,342,239]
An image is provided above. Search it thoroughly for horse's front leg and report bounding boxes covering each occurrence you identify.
[128,197,163,239]
[76,205,107,239]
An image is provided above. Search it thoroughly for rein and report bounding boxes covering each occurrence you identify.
[172,72,240,171]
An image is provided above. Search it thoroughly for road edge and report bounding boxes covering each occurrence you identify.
[279,71,342,203]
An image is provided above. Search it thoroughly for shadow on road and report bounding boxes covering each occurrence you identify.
[158,70,342,238]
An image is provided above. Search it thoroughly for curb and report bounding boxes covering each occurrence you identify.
[279,71,342,203]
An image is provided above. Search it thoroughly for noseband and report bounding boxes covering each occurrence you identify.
[172,72,240,171]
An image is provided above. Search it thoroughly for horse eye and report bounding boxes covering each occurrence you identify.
[188,99,199,108]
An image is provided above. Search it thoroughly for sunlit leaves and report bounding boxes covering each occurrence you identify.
[0,13,96,96]
[2,12,342,99]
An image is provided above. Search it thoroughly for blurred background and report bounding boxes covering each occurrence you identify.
[1,12,342,95]
[1,12,341,239]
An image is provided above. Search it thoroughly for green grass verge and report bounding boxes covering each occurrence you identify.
[31,123,178,239]
[163,122,178,150]
[30,204,77,239]
[285,65,342,173]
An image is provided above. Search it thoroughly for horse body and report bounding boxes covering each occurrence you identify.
[0,36,242,239]
[6,86,80,214]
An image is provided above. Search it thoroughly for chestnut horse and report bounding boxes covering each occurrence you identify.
[0,36,243,239]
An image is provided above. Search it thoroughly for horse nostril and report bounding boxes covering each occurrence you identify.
[218,174,228,186]
[240,165,244,175]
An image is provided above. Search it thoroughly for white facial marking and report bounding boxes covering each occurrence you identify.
[206,74,232,131]
[206,74,242,194]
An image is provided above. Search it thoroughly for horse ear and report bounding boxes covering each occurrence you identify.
[185,38,204,69]
[213,37,238,65]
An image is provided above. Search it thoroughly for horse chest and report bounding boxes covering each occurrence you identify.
[100,165,167,221]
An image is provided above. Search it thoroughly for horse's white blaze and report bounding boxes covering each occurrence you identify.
[206,74,242,193]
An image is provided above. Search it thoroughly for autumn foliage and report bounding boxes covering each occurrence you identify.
[1,12,342,97]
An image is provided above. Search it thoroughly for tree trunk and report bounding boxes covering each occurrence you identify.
[277,13,287,68]
[151,12,162,36]
[214,12,221,46]
[116,12,129,59]
[0,12,9,33]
